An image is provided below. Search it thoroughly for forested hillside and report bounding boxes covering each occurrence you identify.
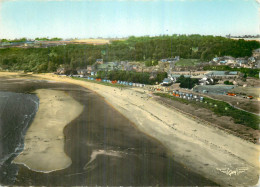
[0,35,259,72]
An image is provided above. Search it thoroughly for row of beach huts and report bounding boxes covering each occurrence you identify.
[83,76,147,87]
[72,75,204,102]
[172,90,204,102]
[71,75,206,102]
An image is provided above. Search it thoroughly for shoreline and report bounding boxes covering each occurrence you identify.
[0,73,216,186]
[13,89,84,172]
[0,91,39,185]
[1,72,260,186]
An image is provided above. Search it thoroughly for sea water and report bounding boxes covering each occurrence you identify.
[0,91,38,185]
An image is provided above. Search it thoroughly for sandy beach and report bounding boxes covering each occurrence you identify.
[30,73,259,186]
[0,73,216,186]
[13,89,84,172]
[1,72,259,186]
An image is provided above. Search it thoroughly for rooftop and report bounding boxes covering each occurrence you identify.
[205,71,238,76]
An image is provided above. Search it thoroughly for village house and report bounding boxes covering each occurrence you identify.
[247,57,256,68]
[96,59,103,64]
[91,71,97,76]
[87,65,93,74]
[211,55,260,68]
[199,77,214,85]
[77,69,88,75]
[236,58,248,67]
[212,57,225,65]
[132,65,138,71]
[204,71,238,79]
[168,74,191,82]
[256,60,260,69]
[120,61,128,65]
[248,57,256,63]
[119,61,128,70]
[96,62,117,71]
[169,61,175,70]
[218,60,227,65]
[56,67,66,74]
[225,56,236,65]
[212,57,219,62]
[161,78,173,86]
[252,48,260,58]
[212,56,238,67]
[160,56,180,63]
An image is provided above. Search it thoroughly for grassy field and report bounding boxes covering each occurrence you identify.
[175,59,201,67]
[231,38,260,42]
[71,39,110,44]
[155,93,260,130]
[231,86,260,98]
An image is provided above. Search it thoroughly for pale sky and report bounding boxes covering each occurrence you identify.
[0,0,259,39]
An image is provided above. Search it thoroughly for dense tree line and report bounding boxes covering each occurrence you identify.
[96,70,167,84]
[1,37,62,43]
[0,35,259,72]
[35,37,62,41]
[176,75,199,89]
[1,38,27,43]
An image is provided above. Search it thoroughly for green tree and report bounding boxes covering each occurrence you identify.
[224,80,233,85]
[47,61,56,72]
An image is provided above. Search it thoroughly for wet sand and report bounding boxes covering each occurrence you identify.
[13,89,84,172]
[0,76,216,186]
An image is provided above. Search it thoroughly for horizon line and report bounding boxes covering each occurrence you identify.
[2,33,260,41]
